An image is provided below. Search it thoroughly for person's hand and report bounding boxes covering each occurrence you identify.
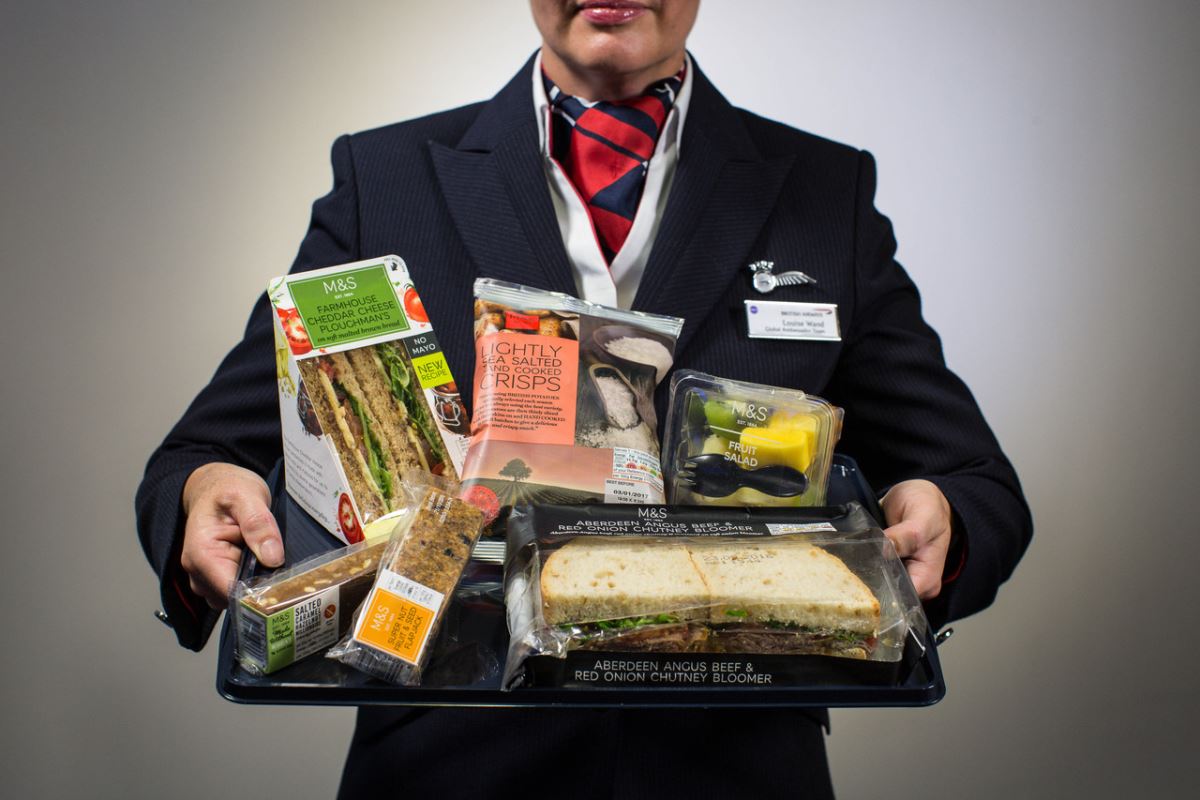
[880,479,953,600]
[180,462,283,609]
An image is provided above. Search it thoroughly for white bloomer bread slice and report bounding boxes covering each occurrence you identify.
[687,540,880,634]
[540,538,708,625]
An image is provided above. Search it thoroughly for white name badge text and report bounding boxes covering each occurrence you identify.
[744,300,841,341]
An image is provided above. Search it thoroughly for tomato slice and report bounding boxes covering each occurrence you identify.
[337,493,363,543]
[403,287,429,323]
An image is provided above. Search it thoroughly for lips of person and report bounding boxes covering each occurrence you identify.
[578,2,649,26]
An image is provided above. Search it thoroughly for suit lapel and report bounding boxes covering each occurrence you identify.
[429,56,576,296]
[428,53,794,359]
[492,136,578,295]
[633,66,794,357]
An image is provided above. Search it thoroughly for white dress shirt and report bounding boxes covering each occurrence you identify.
[532,51,693,310]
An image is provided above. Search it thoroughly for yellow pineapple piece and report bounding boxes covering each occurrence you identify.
[738,412,819,472]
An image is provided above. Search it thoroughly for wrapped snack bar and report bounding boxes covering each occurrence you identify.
[328,480,486,685]
[502,503,928,690]
[663,370,843,506]
[233,538,391,675]
[462,279,683,520]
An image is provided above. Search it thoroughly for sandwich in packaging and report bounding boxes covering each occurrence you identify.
[269,256,470,543]
[327,477,487,686]
[502,503,928,690]
[460,279,683,522]
[663,370,843,507]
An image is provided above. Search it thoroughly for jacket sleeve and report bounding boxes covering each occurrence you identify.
[135,134,361,650]
[826,150,1033,630]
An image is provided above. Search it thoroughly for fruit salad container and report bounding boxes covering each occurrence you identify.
[662,371,843,507]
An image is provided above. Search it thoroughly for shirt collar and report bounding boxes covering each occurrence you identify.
[532,49,692,158]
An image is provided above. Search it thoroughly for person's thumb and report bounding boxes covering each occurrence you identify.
[227,486,284,567]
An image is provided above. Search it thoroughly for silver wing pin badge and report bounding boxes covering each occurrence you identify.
[749,260,817,294]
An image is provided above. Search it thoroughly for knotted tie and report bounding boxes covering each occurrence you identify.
[546,68,685,263]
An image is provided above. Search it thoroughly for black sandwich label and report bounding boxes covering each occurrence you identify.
[518,504,866,540]
[567,655,776,686]
[521,650,909,689]
[401,332,454,389]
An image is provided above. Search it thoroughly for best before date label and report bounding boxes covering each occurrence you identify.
[605,448,663,504]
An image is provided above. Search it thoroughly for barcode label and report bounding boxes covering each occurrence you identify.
[374,568,444,612]
[765,522,837,535]
[236,605,268,670]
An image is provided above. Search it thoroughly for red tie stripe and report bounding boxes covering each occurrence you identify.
[546,67,685,264]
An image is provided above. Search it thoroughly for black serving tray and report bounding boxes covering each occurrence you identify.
[216,455,946,708]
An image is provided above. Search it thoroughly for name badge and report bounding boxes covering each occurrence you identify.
[744,300,841,341]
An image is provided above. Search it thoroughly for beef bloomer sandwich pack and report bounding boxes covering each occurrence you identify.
[269,256,470,544]
[502,503,930,690]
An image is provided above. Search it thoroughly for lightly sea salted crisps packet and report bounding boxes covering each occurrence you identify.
[328,480,486,686]
[269,256,471,544]
[461,279,683,521]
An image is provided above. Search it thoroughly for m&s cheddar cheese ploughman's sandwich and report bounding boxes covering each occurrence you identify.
[269,256,470,543]
[297,341,457,518]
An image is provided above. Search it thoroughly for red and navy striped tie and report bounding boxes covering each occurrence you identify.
[546,68,685,264]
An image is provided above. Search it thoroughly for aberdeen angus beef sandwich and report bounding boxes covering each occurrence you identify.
[540,538,712,652]
[540,538,880,658]
[689,540,880,658]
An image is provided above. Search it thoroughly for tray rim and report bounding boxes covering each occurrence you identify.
[215,456,945,709]
[217,624,946,709]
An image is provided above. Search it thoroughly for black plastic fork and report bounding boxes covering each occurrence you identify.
[676,453,809,498]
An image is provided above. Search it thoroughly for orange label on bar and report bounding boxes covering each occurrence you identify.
[356,587,435,664]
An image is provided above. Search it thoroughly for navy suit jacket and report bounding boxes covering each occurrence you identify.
[137,56,1031,797]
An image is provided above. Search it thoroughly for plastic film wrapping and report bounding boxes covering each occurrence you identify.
[502,503,928,690]
[663,370,843,507]
[328,479,486,686]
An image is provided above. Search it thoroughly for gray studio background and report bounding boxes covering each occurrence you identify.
[2,1,1197,797]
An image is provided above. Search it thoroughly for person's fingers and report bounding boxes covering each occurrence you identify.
[187,557,237,609]
[178,465,285,609]
[880,479,954,599]
[883,520,923,560]
[902,555,943,600]
[181,522,244,608]
[884,521,944,598]
[222,486,284,567]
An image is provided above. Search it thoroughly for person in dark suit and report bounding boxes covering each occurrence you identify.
[137,2,1031,797]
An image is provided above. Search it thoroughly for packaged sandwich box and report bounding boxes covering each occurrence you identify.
[269,256,470,544]
[501,503,930,690]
